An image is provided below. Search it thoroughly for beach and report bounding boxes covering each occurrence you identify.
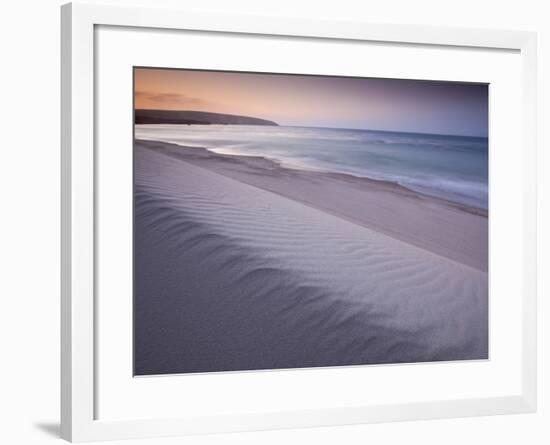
[134,139,488,375]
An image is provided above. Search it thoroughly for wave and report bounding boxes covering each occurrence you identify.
[135,124,488,210]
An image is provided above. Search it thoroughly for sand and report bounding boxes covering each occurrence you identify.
[137,139,488,271]
[134,140,488,375]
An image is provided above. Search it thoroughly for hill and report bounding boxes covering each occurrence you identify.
[135,109,278,126]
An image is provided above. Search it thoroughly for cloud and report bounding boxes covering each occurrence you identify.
[135,91,209,106]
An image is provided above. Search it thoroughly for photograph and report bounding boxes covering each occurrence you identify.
[1,0,543,442]
[133,67,489,376]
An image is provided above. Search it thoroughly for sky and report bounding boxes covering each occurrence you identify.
[135,68,488,137]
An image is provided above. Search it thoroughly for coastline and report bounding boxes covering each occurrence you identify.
[136,139,488,271]
[134,142,488,374]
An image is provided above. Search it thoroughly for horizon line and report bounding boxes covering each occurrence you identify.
[134,108,488,139]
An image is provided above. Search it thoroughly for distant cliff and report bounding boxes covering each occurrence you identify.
[135,109,279,126]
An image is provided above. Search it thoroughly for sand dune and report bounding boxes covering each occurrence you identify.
[134,143,488,375]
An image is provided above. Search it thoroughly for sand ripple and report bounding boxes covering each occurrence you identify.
[134,144,488,375]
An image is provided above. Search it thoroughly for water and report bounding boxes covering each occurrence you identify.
[135,124,488,210]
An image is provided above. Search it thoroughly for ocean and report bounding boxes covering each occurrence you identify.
[135,124,488,210]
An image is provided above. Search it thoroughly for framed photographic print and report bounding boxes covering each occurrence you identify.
[61,2,537,442]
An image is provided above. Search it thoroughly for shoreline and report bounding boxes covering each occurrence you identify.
[136,139,488,271]
[134,143,488,374]
[137,138,487,217]
[209,146,488,214]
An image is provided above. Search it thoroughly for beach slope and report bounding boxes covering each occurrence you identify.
[136,139,488,271]
[134,142,488,375]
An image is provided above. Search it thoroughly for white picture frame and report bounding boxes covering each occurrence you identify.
[61,2,537,442]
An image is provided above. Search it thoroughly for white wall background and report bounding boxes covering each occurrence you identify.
[0,0,547,443]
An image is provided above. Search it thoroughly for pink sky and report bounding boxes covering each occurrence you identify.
[135,67,488,136]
